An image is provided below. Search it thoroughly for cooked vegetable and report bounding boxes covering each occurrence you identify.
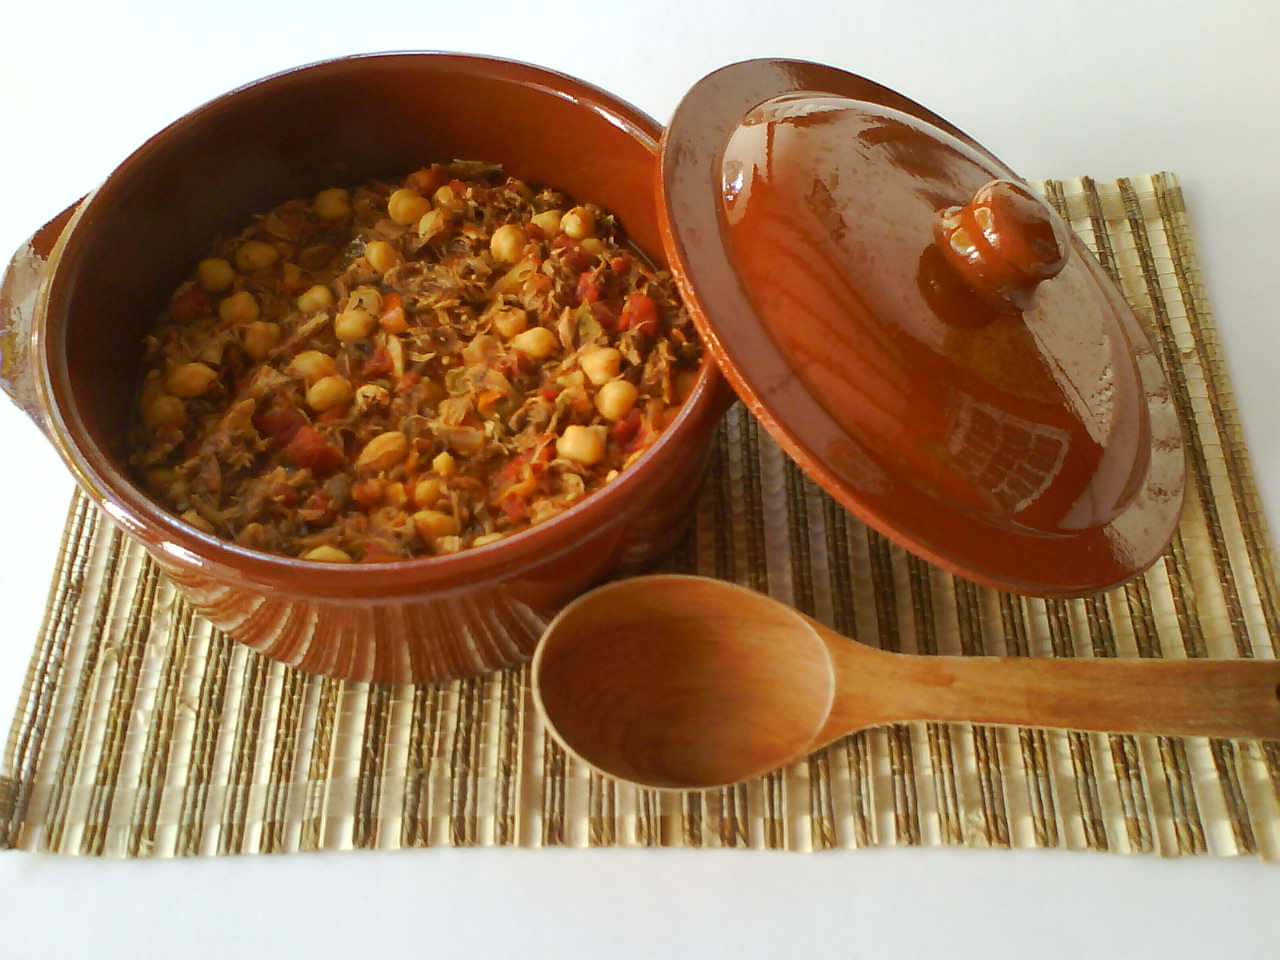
[127,160,701,562]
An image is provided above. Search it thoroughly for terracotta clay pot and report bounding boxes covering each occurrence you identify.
[0,53,734,684]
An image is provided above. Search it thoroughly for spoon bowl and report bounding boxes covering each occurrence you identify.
[533,576,837,788]
[532,575,1280,791]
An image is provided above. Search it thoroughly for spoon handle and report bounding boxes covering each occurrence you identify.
[840,649,1280,740]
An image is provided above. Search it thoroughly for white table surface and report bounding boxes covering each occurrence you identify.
[2,1,1277,956]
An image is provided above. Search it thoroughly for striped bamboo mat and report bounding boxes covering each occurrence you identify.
[2,172,1277,858]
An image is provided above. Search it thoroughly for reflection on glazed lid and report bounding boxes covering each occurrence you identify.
[658,59,1184,594]
[718,94,1148,536]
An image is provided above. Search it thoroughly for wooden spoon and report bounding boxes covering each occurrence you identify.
[531,575,1280,790]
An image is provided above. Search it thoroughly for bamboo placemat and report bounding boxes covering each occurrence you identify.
[2,172,1277,858]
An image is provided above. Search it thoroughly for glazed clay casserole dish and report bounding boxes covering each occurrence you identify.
[0,54,733,684]
[0,54,1185,685]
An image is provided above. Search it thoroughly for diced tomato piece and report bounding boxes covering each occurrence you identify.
[494,458,523,488]
[529,274,553,293]
[351,479,385,509]
[359,543,402,564]
[286,425,344,474]
[611,408,643,446]
[364,348,393,379]
[526,223,545,242]
[620,292,659,337]
[539,384,560,401]
[624,418,658,453]
[551,235,592,272]
[405,164,447,195]
[576,271,602,305]
[169,283,213,323]
[498,493,528,523]
[609,254,632,274]
[396,370,422,393]
[253,405,308,446]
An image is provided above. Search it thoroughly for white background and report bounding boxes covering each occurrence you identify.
[1,1,1278,957]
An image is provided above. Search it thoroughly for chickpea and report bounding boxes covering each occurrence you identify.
[490,306,528,339]
[297,283,334,313]
[355,383,391,411]
[164,362,219,398]
[236,522,266,548]
[413,476,443,508]
[334,307,375,342]
[307,374,353,412]
[288,349,337,383]
[365,239,400,274]
[313,187,352,220]
[196,257,235,293]
[302,545,353,563]
[431,451,456,477]
[556,424,607,465]
[412,509,460,542]
[530,209,563,237]
[281,262,306,293]
[234,239,280,273]
[561,206,596,240]
[218,290,259,326]
[144,394,186,430]
[242,321,281,362]
[432,184,465,212]
[355,431,410,473]
[595,379,638,421]
[348,286,382,314]
[489,224,527,263]
[510,326,558,360]
[417,208,454,243]
[388,188,432,226]
[384,481,409,508]
[579,345,622,386]
[579,237,606,258]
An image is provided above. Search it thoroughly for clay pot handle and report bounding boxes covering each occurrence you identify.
[933,179,1070,313]
[0,201,81,437]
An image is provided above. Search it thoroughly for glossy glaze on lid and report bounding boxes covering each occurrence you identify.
[659,60,1185,595]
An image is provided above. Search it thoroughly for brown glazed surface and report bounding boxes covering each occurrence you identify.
[3,53,732,683]
[659,61,1184,595]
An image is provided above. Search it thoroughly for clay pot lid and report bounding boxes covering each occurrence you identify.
[657,60,1184,596]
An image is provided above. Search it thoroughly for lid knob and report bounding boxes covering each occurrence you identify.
[933,179,1071,313]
